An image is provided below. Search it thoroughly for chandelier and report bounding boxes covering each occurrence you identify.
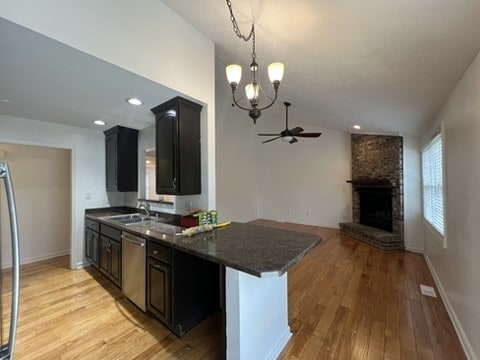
[225,0,285,124]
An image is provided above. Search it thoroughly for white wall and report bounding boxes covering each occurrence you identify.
[0,143,71,267]
[422,50,480,359]
[215,58,261,223]
[403,135,424,251]
[0,115,109,268]
[256,124,351,228]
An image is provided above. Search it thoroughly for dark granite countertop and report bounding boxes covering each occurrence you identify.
[86,208,321,277]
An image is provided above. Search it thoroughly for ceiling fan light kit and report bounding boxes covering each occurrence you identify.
[225,0,284,124]
[258,102,322,144]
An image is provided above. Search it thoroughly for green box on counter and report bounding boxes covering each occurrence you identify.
[198,210,218,225]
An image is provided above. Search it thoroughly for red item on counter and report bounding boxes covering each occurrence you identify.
[180,215,199,228]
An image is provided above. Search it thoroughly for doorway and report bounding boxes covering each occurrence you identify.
[0,143,71,268]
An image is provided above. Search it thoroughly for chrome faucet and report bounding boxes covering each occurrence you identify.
[138,202,151,217]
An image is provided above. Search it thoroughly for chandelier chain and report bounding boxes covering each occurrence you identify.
[226,0,256,60]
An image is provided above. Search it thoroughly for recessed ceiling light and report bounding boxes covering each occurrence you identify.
[353,125,361,130]
[94,120,106,126]
[126,97,143,106]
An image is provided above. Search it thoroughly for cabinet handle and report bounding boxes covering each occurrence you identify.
[172,177,176,189]
[153,250,159,255]
[123,237,145,247]
[152,264,164,270]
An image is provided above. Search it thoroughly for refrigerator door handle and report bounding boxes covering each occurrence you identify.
[0,162,20,359]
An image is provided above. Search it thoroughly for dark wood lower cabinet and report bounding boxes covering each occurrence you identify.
[147,258,172,325]
[110,239,121,285]
[147,241,220,337]
[99,236,109,274]
[85,217,219,337]
[85,228,99,267]
[99,235,121,288]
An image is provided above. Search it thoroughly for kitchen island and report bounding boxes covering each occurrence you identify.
[86,208,321,359]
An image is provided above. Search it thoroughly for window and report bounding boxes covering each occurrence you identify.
[422,132,445,236]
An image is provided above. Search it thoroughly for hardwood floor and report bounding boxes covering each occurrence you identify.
[249,220,465,360]
[2,257,223,359]
[2,221,465,359]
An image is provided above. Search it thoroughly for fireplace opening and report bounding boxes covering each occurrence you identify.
[358,187,393,232]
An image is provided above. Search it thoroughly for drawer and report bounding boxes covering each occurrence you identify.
[85,218,99,232]
[100,223,122,241]
[148,241,170,264]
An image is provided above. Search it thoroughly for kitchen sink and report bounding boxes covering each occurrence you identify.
[105,213,156,225]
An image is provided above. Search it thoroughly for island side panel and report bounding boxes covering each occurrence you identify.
[225,267,292,360]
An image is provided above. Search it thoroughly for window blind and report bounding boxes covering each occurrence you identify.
[422,133,444,235]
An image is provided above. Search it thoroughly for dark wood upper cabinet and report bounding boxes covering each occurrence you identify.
[151,97,202,195]
[104,126,138,192]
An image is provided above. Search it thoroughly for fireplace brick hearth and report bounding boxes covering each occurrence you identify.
[340,134,404,251]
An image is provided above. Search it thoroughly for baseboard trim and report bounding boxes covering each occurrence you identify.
[75,261,91,269]
[405,246,424,254]
[264,328,292,360]
[424,254,477,360]
[1,249,70,269]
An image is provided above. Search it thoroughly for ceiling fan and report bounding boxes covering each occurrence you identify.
[258,102,322,144]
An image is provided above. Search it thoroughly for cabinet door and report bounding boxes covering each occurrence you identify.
[110,239,122,287]
[105,132,118,191]
[99,236,110,275]
[147,258,172,325]
[155,111,177,194]
[85,229,93,261]
[152,97,201,196]
[91,231,99,267]
[85,229,99,268]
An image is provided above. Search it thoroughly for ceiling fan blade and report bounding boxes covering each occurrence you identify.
[262,136,282,144]
[296,132,322,138]
[289,137,298,144]
[258,133,281,136]
[290,127,304,135]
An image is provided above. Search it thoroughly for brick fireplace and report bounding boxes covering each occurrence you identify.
[340,134,404,251]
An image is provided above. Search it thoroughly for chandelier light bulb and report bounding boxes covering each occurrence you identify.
[268,62,285,83]
[226,64,242,85]
[245,83,259,102]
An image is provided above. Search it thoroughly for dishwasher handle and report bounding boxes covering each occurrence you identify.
[121,234,146,247]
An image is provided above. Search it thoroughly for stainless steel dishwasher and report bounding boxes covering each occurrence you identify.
[122,231,147,311]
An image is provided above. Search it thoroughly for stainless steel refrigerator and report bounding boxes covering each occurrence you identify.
[0,162,20,360]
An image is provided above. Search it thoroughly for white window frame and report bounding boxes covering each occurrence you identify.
[421,123,447,248]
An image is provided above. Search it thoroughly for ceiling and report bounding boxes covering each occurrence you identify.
[0,17,179,131]
[2,2,480,137]
[162,0,480,136]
